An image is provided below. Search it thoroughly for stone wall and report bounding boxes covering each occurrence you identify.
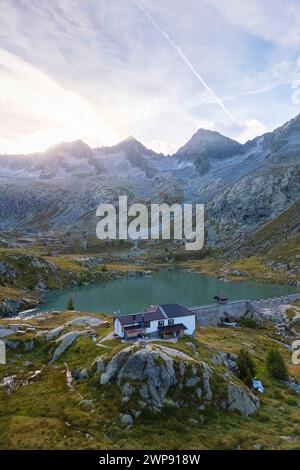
[192,292,300,327]
[192,301,248,326]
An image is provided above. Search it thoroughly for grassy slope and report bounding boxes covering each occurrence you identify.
[178,256,292,284]
[1,311,300,450]
[0,246,148,289]
[248,201,300,252]
[0,246,152,316]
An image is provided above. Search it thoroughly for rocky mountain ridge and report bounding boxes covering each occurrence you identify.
[0,113,299,248]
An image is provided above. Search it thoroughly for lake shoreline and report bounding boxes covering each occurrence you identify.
[2,253,298,318]
[33,268,298,316]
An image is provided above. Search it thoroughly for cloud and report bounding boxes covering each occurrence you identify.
[209,0,300,47]
[147,140,178,154]
[237,119,269,143]
[238,59,300,97]
[0,48,122,153]
[0,0,298,154]
[216,119,269,144]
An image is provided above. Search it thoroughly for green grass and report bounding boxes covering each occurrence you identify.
[178,258,222,277]
[228,257,287,283]
[178,255,290,284]
[1,310,300,450]
[251,201,300,248]
[0,287,26,301]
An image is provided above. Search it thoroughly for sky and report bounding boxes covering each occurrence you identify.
[0,0,300,155]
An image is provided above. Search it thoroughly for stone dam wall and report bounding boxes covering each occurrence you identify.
[192,293,300,327]
[191,301,249,326]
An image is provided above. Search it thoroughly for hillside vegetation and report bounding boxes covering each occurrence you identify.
[1,310,300,450]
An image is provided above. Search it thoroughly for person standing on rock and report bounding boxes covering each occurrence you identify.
[72,367,80,380]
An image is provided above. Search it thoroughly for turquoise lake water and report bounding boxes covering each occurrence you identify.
[36,270,297,315]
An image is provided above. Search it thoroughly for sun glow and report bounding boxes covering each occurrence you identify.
[0,49,121,154]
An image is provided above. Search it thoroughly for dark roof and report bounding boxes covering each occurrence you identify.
[158,303,194,319]
[118,303,194,326]
[158,323,187,334]
[118,306,164,326]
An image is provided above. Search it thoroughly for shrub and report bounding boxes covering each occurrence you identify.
[67,298,75,310]
[266,349,288,381]
[237,348,256,387]
[239,318,259,329]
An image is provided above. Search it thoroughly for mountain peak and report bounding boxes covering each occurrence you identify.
[45,139,92,158]
[173,128,243,175]
[175,128,242,158]
[99,136,156,158]
[118,136,146,149]
[123,136,138,143]
[190,128,240,145]
[193,128,222,137]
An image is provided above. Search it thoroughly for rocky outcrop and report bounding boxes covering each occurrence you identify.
[120,413,133,426]
[240,311,265,327]
[0,297,39,318]
[212,351,238,371]
[0,370,42,394]
[76,258,103,268]
[0,262,16,279]
[207,167,300,246]
[46,325,65,341]
[285,379,300,395]
[92,355,105,372]
[0,327,15,339]
[44,316,102,342]
[100,346,133,385]
[67,316,103,327]
[99,344,260,417]
[222,384,260,416]
[4,337,36,352]
[50,330,93,363]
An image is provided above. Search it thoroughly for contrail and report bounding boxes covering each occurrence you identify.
[133,0,236,123]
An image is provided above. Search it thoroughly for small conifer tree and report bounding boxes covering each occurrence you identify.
[67,298,75,311]
[237,348,256,387]
[266,349,288,381]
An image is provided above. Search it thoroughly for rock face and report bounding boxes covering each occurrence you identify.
[120,413,133,426]
[0,262,16,278]
[99,344,260,417]
[92,355,105,372]
[46,325,65,341]
[241,311,264,327]
[67,316,103,327]
[174,129,243,175]
[0,297,39,318]
[223,384,260,417]
[4,337,36,352]
[45,318,101,342]
[0,327,15,339]
[50,330,92,363]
